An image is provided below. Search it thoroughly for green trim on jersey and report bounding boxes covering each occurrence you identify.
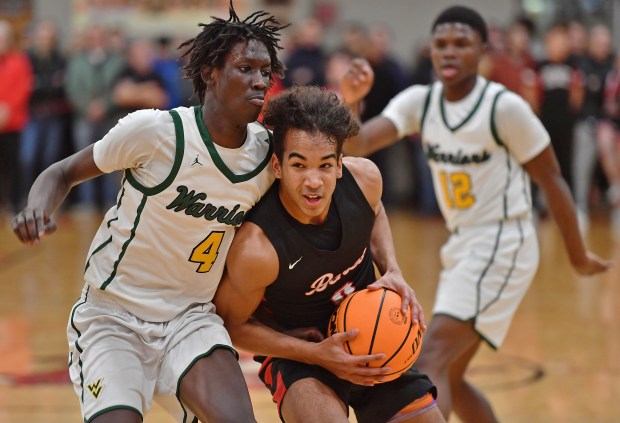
[100,195,148,290]
[193,106,273,184]
[175,345,239,422]
[126,110,185,196]
[440,79,491,132]
[86,406,143,423]
[474,220,503,317]
[489,89,521,219]
[502,153,512,219]
[432,312,499,350]
[490,89,507,147]
[84,179,128,273]
[69,286,89,401]
[419,85,434,136]
[84,236,112,274]
[478,218,525,315]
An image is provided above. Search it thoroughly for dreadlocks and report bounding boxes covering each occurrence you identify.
[179,0,289,104]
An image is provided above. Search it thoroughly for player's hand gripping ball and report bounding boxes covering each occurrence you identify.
[328,288,423,382]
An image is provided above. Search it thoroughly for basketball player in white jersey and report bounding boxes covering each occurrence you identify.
[11,3,288,422]
[339,5,610,423]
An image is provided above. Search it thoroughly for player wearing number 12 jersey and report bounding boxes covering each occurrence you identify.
[340,5,610,423]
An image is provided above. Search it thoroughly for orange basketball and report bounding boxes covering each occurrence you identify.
[328,288,423,382]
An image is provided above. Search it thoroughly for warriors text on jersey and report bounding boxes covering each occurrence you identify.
[247,166,376,334]
[382,76,550,231]
[84,106,274,321]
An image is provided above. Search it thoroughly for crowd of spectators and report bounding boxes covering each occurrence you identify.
[1,14,620,236]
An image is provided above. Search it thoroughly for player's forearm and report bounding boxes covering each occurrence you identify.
[370,203,402,276]
[343,130,372,157]
[539,175,588,266]
[343,117,401,158]
[227,319,319,365]
[25,162,73,215]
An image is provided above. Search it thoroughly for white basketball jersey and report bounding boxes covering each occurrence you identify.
[84,106,274,321]
[419,79,534,230]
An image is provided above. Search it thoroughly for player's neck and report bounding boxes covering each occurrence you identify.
[442,74,479,102]
[200,108,248,149]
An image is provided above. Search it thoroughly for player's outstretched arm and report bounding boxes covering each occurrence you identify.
[339,59,402,158]
[524,146,612,275]
[339,58,375,107]
[214,221,394,385]
[12,145,103,245]
[343,157,426,329]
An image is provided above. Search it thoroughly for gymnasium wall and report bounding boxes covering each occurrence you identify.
[285,0,517,66]
[31,0,516,67]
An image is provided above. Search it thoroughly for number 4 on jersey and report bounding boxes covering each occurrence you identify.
[189,231,224,272]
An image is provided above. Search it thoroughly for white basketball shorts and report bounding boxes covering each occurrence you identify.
[67,284,235,422]
[432,217,539,348]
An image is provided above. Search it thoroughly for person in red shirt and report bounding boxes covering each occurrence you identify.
[488,17,538,112]
[0,20,33,214]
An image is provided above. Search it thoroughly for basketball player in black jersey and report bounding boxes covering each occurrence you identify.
[214,86,444,423]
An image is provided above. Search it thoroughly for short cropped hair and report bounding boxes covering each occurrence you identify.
[431,5,488,43]
[263,86,360,161]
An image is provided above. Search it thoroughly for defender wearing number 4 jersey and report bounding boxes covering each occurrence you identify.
[12,3,288,423]
[340,5,610,423]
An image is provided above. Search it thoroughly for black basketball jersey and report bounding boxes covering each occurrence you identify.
[247,165,377,335]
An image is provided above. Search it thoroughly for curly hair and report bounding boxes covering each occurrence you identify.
[179,0,288,104]
[263,86,360,161]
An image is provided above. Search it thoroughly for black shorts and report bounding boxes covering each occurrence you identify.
[256,356,437,423]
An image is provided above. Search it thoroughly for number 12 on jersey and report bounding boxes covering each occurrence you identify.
[439,171,476,209]
[189,231,224,272]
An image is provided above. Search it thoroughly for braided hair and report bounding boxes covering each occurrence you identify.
[179,0,288,104]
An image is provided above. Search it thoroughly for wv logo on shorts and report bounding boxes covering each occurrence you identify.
[87,378,104,400]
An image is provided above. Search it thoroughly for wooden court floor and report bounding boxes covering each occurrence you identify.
[0,209,618,423]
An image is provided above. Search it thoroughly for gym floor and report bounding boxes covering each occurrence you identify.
[0,208,618,422]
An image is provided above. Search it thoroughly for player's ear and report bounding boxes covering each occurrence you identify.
[478,36,489,57]
[336,154,343,178]
[271,154,283,179]
[201,65,214,86]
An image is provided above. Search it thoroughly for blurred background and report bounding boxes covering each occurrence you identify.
[1,1,620,422]
[1,0,620,223]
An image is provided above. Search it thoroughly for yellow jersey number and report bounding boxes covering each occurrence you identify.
[189,231,224,272]
[439,171,475,209]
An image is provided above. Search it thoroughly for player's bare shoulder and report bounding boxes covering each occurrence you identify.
[227,221,279,288]
[343,156,382,210]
